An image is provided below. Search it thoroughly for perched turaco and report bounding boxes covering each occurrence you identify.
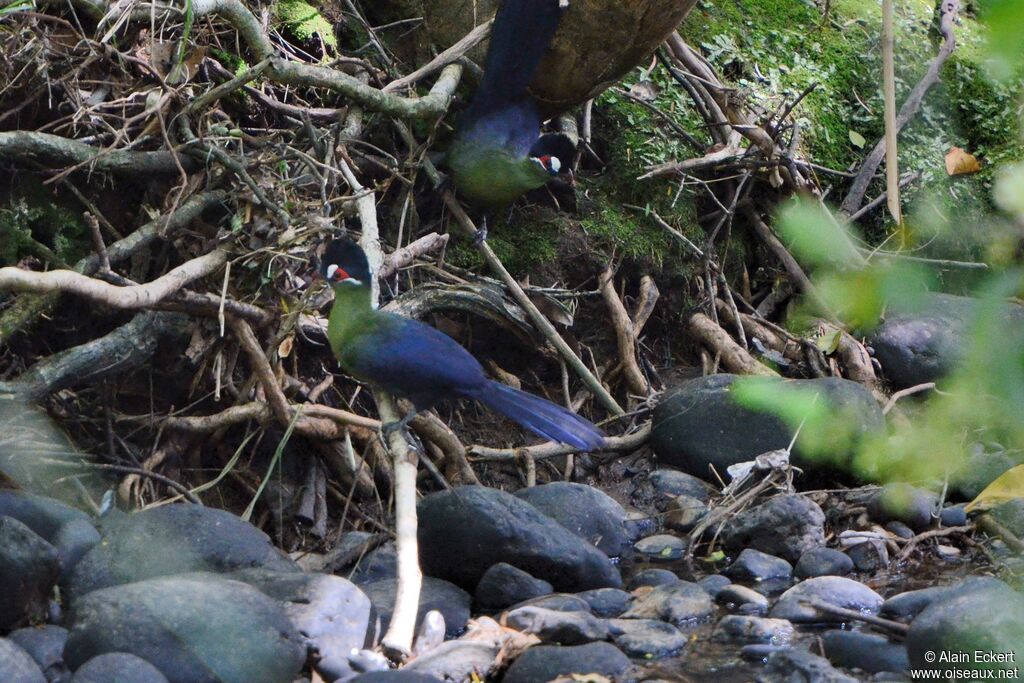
[446,0,576,239]
[320,238,605,450]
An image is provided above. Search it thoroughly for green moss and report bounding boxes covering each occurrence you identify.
[0,179,88,266]
[446,217,562,274]
[273,0,337,51]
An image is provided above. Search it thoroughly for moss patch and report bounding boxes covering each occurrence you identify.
[273,0,337,51]
[0,178,88,266]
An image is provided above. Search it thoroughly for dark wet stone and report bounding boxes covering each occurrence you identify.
[352,673,443,682]
[741,644,792,662]
[348,542,397,585]
[821,630,909,675]
[510,593,592,613]
[724,549,793,582]
[0,492,99,578]
[906,577,1024,678]
[880,586,951,621]
[868,293,1024,388]
[939,504,968,527]
[362,576,470,640]
[0,517,60,631]
[229,568,375,675]
[575,588,632,618]
[720,494,826,562]
[770,577,883,623]
[990,498,1024,538]
[606,618,686,659]
[623,581,714,625]
[0,638,47,683]
[846,540,890,573]
[67,504,297,602]
[885,521,915,540]
[627,568,679,590]
[634,534,687,560]
[514,482,631,557]
[716,615,795,644]
[651,375,883,478]
[697,574,732,597]
[474,562,553,610]
[952,450,1020,500]
[867,483,937,531]
[664,494,708,532]
[622,511,658,541]
[502,643,630,683]
[417,486,621,592]
[70,653,169,683]
[7,625,67,679]
[648,470,715,505]
[794,547,854,578]
[716,585,769,611]
[64,573,304,683]
[757,647,858,683]
[505,606,609,645]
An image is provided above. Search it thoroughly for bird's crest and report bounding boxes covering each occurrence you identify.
[320,238,371,285]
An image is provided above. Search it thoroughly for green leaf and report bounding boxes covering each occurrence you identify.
[848,129,866,148]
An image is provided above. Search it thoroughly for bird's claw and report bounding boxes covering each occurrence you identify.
[473,216,488,244]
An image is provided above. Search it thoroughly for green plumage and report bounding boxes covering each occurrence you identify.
[447,138,551,208]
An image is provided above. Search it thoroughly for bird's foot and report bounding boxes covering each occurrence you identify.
[381,411,417,441]
[473,216,488,244]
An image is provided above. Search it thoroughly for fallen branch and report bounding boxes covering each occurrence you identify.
[0,249,228,309]
[895,523,973,562]
[599,266,651,397]
[0,131,198,175]
[383,20,491,93]
[469,423,651,462]
[687,313,778,377]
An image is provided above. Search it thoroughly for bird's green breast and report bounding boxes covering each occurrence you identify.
[448,140,550,207]
[326,285,379,379]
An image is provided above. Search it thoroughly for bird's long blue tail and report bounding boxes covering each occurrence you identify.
[469,380,605,451]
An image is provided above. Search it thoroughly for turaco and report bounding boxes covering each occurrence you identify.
[446,0,576,240]
[320,237,605,451]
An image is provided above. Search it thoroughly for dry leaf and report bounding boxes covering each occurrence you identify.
[966,464,1024,512]
[278,335,294,358]
[945,147,982,176]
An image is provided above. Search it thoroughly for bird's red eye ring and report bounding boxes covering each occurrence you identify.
[539,155,552,167]
[333,267,349,281]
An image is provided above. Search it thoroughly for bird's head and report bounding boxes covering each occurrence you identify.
[531,154,562,177]
[319,238,371,290]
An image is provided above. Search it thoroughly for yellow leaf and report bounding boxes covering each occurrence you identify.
[945,147,982,176]
[966,464,1024,512]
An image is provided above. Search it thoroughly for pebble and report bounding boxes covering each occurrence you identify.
[502,642,630,683]
[6,625,67,680]
[0,638,47,683]
[770,576,883,623]
[622,581,714,625]
[362,576,470,640]
[505,606,609,645]
[716,615,795,645]
[794,547,854,578]
[474,562,553,610]
[696,574,732,597]
[724,548,793,582]
[846,540,890,572]
[867,483,937,531]
[606,618,687,659]
[880,586,951,621]
[510,593,591,613]
[939,504,968,527]
[70,653,169,683]
[514,482,632,557]
[403,641,498,682]
[0,517,60,630]
[720,494,826,562]
[634,534,687,561]
[821,630,910,674]
[648,469,715,505]
[627,568,680,590]
[757,647,858,683]
[715,585,769,612]
[574,588,632,618]
[664,495,708,532]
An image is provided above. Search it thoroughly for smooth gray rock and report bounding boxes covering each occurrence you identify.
[0,492,99,577]
[716,615,795,644]
[606,618,686,659]
[821,630,909,675]
[720,494,826,562]
[697,574,732,597]
[634,534,687,560]
[417,486,622,592]
[67,504,297,601]
[868,293,1024,388]
[70,653,169,683]
[846,540,889,573]
[990,498,1024,538]
[348,543,397,585]
[513,482,631,557]
[757,648,858,683]
[651,375,883,478]
[474,563,553,610]
[648,470,715,505]
[229,569,374,675]
[952,449,1022,500]
[7,625,67,679]
[716,585,769,611]
[939,504,968,527]
[880,586,952,621]
[501,643,630,683]
[575,588,632,618]
[505,606,609,645]
[885,521,915,539]
[627,568,679,590]
[770,577,883,623]
[352,673,443,682]
[664,494,708,532]
[0,639,47,683]
[0,517,60,630]
[794,547,854,578]
[906,577,1024,679]
[362,576,469,640]
[510,593,592,613]
[403,641,498,682]
[64,573,305,683]
[623,581,714,625]
[724,549,793,582]
[867,483,937,531]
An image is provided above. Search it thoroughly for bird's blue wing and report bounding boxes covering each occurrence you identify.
[340,314,487,409]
